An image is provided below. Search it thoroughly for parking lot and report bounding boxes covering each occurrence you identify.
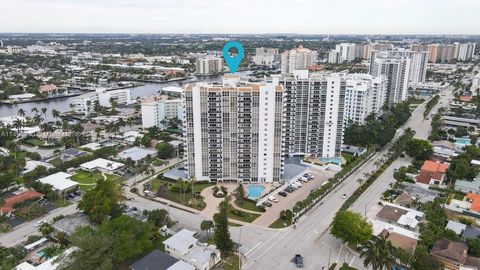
[253,170,335,227]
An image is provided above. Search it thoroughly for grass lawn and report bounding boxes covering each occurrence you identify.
[72,170,126,191]
[228,222,243,227]
[454,193,465,200]
[150,179,213,210]
[24,138,45,146]
[227,205,260,223]
[220,253,241,270]
[269,217,291,229]
[234,199,263,213]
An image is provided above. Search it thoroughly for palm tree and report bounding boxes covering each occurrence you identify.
[200,220,214,237]
[51,109,60,120]
[31,107,38,114]
[17,108,25,117]
[360,235,396,270]
[41,107,47,119]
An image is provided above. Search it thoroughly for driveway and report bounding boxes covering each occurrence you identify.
[253,170,334,227]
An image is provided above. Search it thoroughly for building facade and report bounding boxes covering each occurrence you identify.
[183,76,284,183]
[195,56,224,75]
[141,96,183,129]
[280,46,317,74]
[369,51,411,105]
[343,74,387,124]
[276,71,345,158]
[253,47,279,66]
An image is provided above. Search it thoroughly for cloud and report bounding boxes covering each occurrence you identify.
[0,0,478,34]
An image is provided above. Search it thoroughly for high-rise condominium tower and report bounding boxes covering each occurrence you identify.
[369,51,411,106]
[280,46,317,74]
[183,75,284,183]
[276,71,345,158]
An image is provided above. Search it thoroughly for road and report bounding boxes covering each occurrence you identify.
[244,87,454,270]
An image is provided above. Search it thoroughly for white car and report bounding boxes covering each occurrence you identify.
[34,220,46,227]
[268,196,279,203]
[289,184,299,189]
[293,181,303,187]
[299,177,309,182]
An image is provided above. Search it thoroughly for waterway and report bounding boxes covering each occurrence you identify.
[0,71,252,121]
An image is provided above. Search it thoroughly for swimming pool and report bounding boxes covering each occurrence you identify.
[36,250,48,258]
[319,157,342,165]
[455,137,471,146]
[247,185,265,200]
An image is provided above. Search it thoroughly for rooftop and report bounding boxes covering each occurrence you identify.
[1,190,43,214]
[446,220,467,235]
[117,147,157,162]
[38,172,77,192]
[129,249,180,270]
[51,213,95,236]
[80,158,124,171]
[163,229,197,254]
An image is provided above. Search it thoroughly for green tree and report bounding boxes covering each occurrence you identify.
[360,235,396,270]
[77,178,125,223]
[144,209,171,228]
[405,139,433,161]
[213,197,234,257]
[39,223,53,238]
[233,184,246,203]
[467,237,480,256]
[201,220,214,237]
[156,142,175,159]
[331,211,373,246]
[412,244,442,270]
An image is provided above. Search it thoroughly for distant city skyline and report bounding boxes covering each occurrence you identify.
[1,0,479,34]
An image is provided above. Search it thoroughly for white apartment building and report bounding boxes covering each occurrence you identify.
[344,74,387,124]
[276,70,345,158]
[141,96,183,129]
[457,43,476,61]
[183,75,284,183]
[70,88,131,115]
[328,43,358,63]
[472,74,480,94]
[253,47,279,66]
[380,49,429,84]
[281,46,317,74]
[195,56,224,75]
[370,51,411,106]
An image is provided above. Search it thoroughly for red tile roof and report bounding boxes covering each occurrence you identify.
[467,193,480,212]
[0,190,43,214]
[421,160,449,173]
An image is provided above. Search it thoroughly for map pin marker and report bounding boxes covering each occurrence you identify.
[222,41,244,74]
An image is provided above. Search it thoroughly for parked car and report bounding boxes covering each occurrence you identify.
[294,254,304,268]
[262,201,273,207]
[284,187,294,193]
[68,193,76,199]
[35,220,46,227]
[278,191,288,197]
[299,177,309,182]
[268,196,279,203]
[289,184,299,190]
[293,181,303,187]
[74,190,82,196]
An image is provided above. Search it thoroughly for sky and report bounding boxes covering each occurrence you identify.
[1,0,479,34]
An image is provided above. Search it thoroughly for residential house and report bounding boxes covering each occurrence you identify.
[0,190,43,215]
[51,213,96,236]
[446,220,467,235]
[375,203,424,230]
[37,172,78,194]
[415,160,449,188]
[129,249,195,270]
[455,176,480,194]
[117,147,158,164]
[163,229,221,270]
[430,237,480,270]
[79,158,124,174]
